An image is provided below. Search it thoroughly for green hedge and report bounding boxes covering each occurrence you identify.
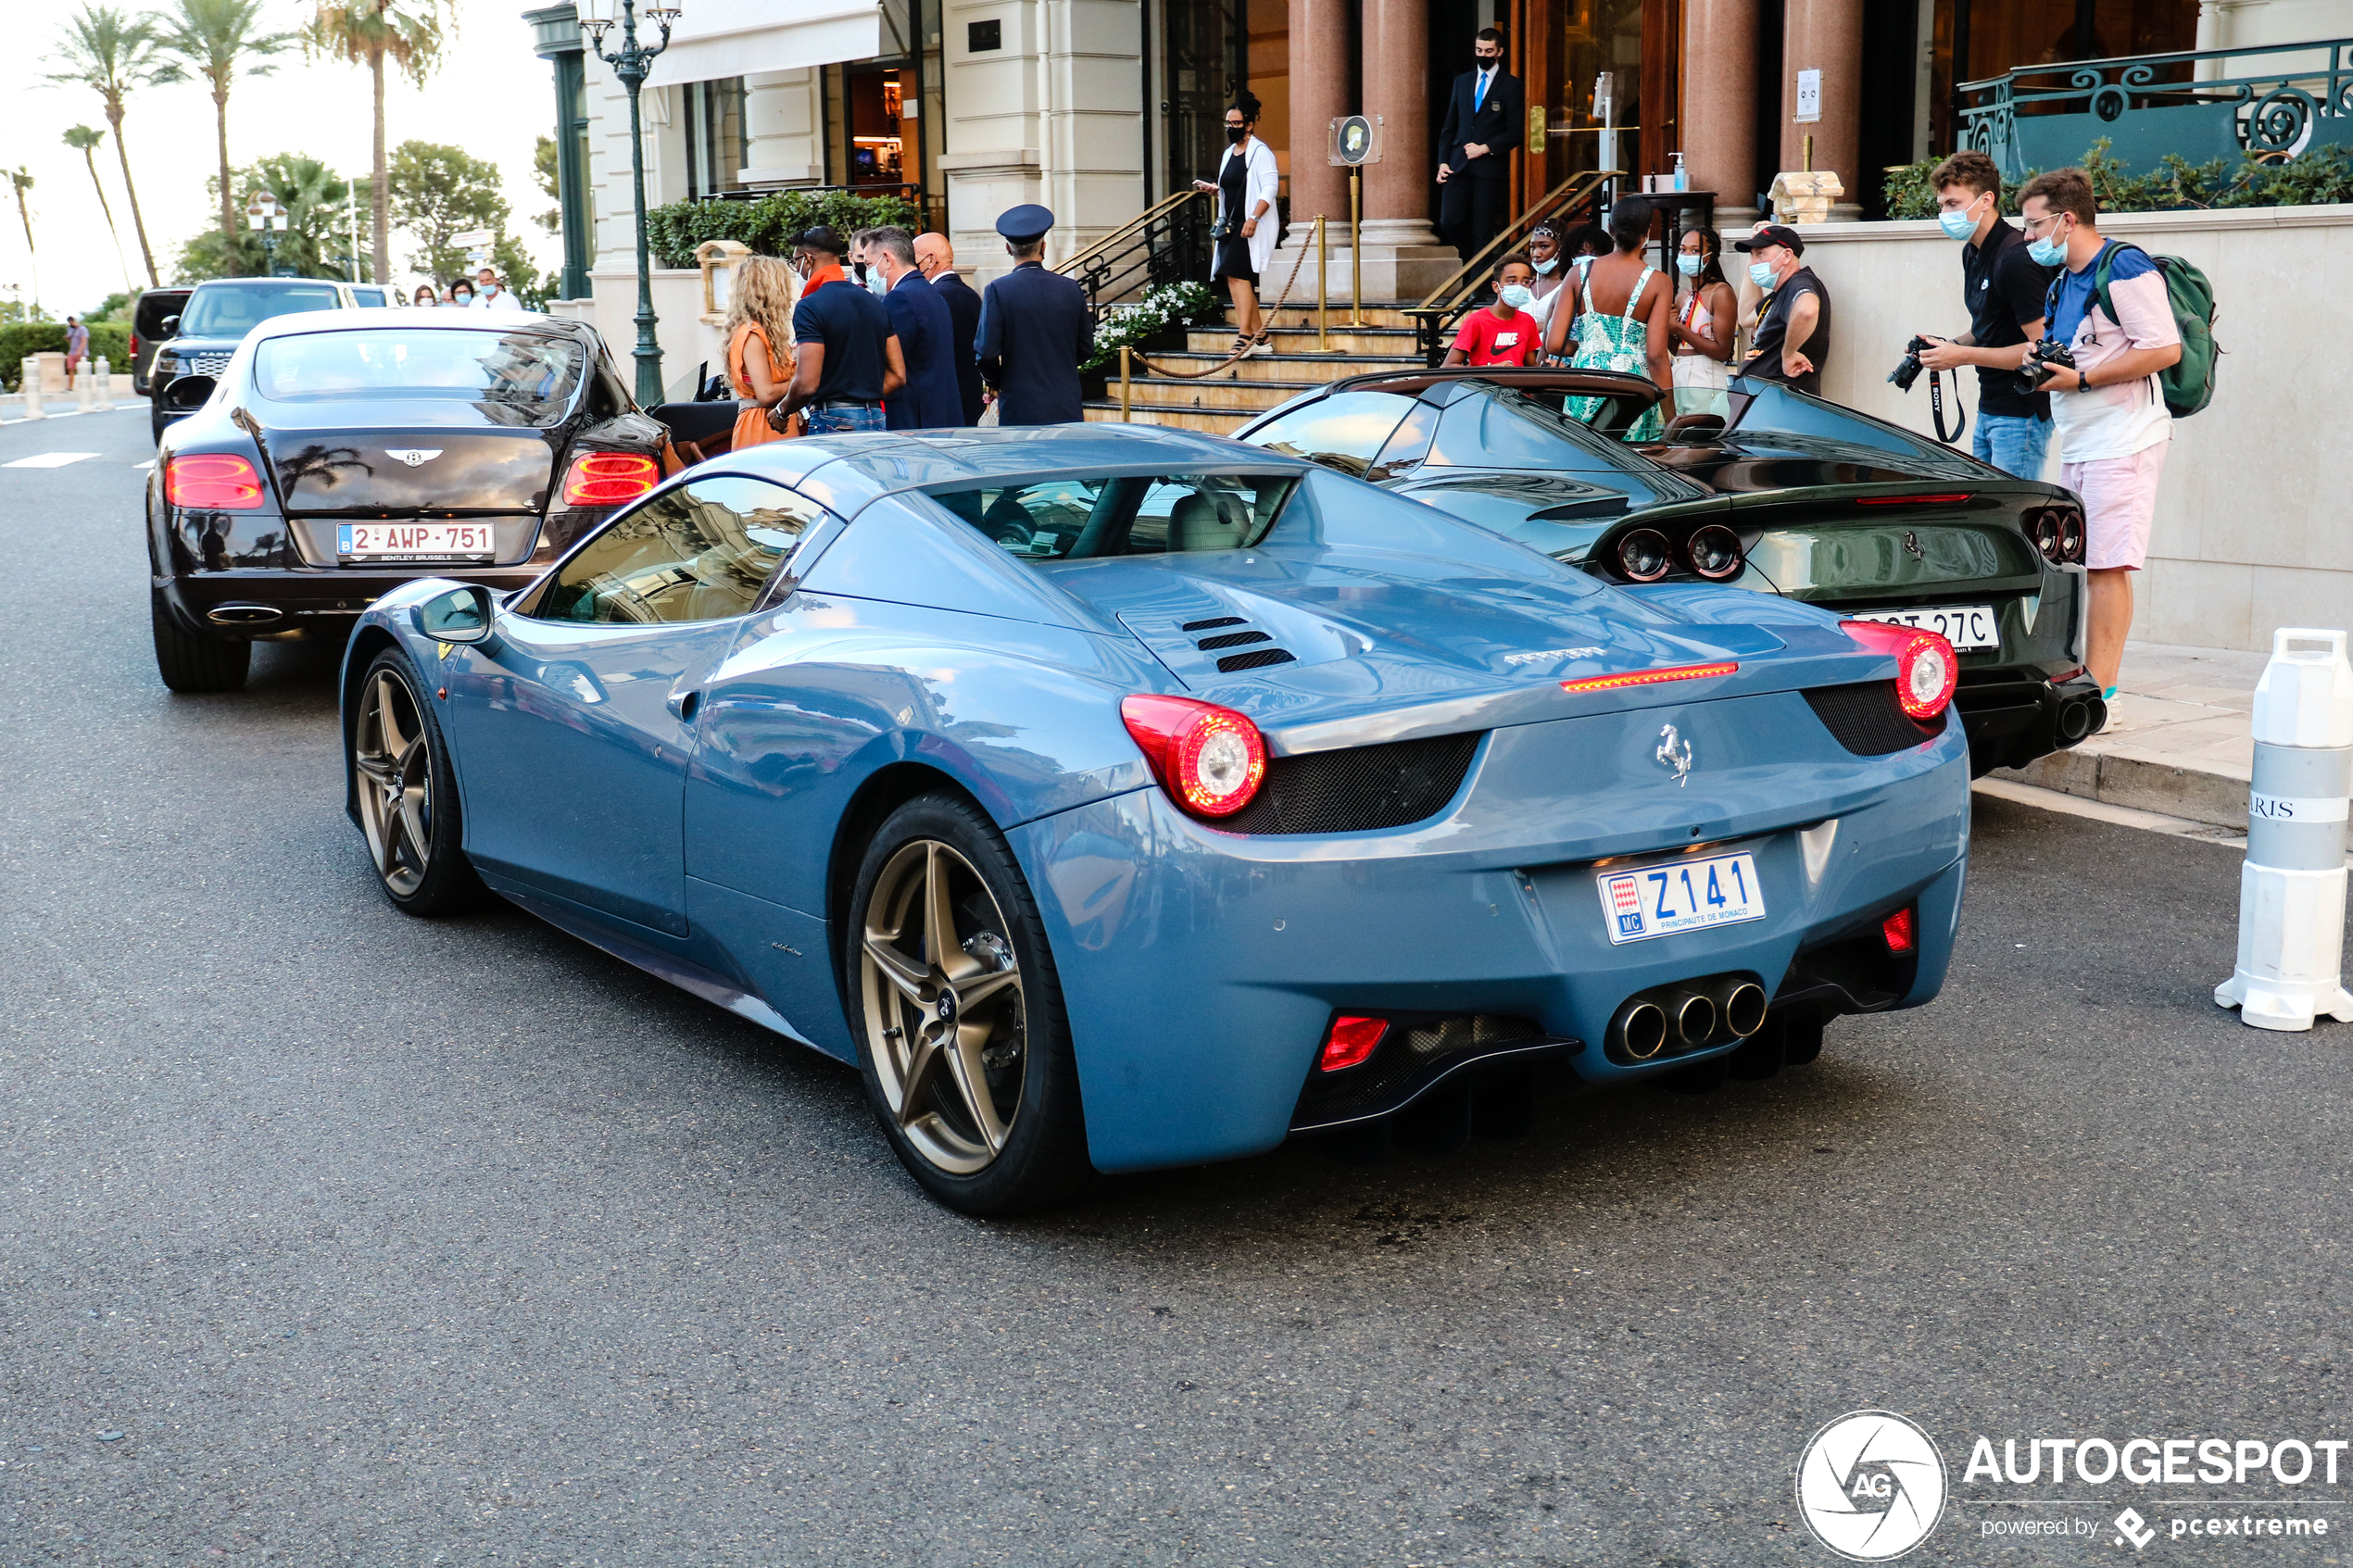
[0,323,132,392]
[644,191,922,269]
[1884,139,2353,220]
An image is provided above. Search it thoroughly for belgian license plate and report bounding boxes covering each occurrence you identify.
[1597,852,1767,946]
[337,521,498,560]
[1848,603,1998,650]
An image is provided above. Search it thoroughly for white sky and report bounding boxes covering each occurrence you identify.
[5,0,565,315]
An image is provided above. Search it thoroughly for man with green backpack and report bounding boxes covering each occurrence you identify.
[2016,166,2208,701]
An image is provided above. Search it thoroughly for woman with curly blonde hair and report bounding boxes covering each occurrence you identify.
[724,255,802,449]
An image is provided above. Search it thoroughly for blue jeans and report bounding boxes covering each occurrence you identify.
[803,402,885,435]
[1972,410,2053,479]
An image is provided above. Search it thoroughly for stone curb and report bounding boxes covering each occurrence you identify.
[1993,746,2250,831]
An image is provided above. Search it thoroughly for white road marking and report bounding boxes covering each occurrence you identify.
[2,452,100,469]
[133,460,155,470]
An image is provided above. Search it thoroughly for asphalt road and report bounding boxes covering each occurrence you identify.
[4,406,2351,1567]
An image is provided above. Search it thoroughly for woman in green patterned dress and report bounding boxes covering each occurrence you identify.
[1547,198,1673,441]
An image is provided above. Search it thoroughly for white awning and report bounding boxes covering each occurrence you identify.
[643,0,883,89]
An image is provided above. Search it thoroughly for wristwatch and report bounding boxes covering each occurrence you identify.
[2077,368,2090,392]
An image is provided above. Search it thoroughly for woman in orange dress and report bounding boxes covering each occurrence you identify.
[725,255,802,449]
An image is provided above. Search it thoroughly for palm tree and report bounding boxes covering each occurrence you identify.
[306,0,448,286]
[8,169,37,315]
[44,4,179,289]
[64,126,135,293]
[160,0,300,262]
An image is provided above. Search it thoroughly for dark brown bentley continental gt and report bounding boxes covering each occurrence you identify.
[145,309,672,692]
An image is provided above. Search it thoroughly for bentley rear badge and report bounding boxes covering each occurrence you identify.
[384,448,443,467]
[1655,722,1693,785]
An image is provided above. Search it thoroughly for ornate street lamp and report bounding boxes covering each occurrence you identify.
[578,0,678,406]
[246,193,291,277]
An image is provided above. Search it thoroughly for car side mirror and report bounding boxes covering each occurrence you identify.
[159,315,181,337]
[413,583,495,645]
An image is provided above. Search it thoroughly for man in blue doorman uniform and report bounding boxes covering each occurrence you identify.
[975,204,1093,426]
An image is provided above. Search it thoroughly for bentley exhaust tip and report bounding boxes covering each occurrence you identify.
[1668,991,1718,1048]
[1612,998,1668,1060]
[1719,981,1768,1039]
[207,603,285,626]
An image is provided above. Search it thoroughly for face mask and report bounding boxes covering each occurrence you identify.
[1748,261,1778,291]
[1677,253,1703,277]
[1227,126,1247,144]
[1938,195,1985,241]
[865,266,891,296]
[1531,256,1559,275]
[2027,231,2067,267]
[1498,283,1533,310]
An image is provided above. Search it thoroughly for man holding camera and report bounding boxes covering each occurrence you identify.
[2016,167,2181,698]
[1912,151,2053,478]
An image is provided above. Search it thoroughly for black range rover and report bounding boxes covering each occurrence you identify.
[147,309,666,692]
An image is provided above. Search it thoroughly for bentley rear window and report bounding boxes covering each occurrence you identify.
[255,330,585,425]
[927,473,1296,563]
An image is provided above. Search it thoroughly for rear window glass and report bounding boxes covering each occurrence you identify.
[1241,391,1416,477]
[1428,389,1656,474]
[178,282,342,337]
[927,473,1296,563]
[254,330,585,426]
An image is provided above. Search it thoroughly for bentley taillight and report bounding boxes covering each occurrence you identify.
[164,453,265,510]
[561,450,661,507]
[1120,695,1267,819]
[1841,620,1958,721]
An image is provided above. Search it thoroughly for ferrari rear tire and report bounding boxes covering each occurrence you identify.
[846,793,1090,1215]
[150,596,251,693]
[352,648,486,916]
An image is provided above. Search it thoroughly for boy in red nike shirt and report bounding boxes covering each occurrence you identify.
[1445,255,1541,367]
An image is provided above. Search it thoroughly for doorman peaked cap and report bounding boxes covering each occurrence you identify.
[996,204,1055,244]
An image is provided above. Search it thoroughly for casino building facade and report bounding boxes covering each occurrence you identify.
[527,0,2296,329]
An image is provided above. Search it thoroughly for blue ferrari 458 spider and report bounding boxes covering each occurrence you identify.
[340,425,1970,1212]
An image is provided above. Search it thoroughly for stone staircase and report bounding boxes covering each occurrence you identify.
[1082,306,1429,435]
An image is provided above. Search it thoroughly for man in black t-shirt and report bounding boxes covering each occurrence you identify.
[1735,224,1830,397]
[771,225,905,436]
[1913,150,2055,477]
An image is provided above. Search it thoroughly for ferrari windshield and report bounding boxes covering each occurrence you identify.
[253,330,585,425]
[177,282,342,337]
[928,473,1298,563]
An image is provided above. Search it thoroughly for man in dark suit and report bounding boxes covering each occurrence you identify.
[975,204,1092,426]
[1436,27,1524,266]
[866,226,962,430]
[914,231,985,426]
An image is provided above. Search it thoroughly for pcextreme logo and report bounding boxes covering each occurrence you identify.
[1796,1410,1949,1562]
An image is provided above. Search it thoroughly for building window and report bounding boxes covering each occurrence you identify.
[684,76,748,198]
[845,62,916,190]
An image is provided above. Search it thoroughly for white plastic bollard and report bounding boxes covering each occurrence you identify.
[75,360,94,410]
[2215,627,2353,1031]
[19,358,44,419]
[90,356,114,412]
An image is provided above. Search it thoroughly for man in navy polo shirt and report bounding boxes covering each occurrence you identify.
[771,225,905,435]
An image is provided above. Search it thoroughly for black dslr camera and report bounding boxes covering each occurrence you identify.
[1888,335,1936,393]
[2012,338,2078,398]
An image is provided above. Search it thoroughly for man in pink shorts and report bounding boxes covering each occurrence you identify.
[2016,167,2182,699]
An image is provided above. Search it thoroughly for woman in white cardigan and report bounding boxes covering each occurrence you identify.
[1192,92,1280,357]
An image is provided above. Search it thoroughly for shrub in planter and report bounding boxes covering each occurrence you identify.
[645,191,921,269]
[1081,281,1218,373]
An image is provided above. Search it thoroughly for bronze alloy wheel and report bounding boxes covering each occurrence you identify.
[353,668,436,898]
[858,838,1030,1176]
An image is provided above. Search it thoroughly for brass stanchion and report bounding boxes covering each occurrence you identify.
[1315,216,1328,352]
[1119,344,1133,422]
[1349,169,1364,328]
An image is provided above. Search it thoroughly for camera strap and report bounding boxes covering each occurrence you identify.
[1928,367,1966,445]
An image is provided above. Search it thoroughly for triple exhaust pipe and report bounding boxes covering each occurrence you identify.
[1606,973,1768,1063]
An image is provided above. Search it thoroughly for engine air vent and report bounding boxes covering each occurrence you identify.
[1223,732,1480,834]
[1216,646,1297,673]
[1805,682,1944,756]
[1182,616,1246,632]
[1197,629,1271,650]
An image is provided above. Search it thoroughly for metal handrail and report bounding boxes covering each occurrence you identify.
[1408,168,1619,317]
[1053,188,1206,279]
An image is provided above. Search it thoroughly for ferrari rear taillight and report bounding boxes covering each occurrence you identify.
[1120,695,1267,819]
[1881,906,1918,955]
[1318,1015,1388,1073]
[1840,619,1957,721]
[164,453,265,510]
[561,449,661,507]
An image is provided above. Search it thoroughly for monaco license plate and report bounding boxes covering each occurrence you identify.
[337,521,498,560]
[1597,852,1767,946]
[1847,603,1998,650]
